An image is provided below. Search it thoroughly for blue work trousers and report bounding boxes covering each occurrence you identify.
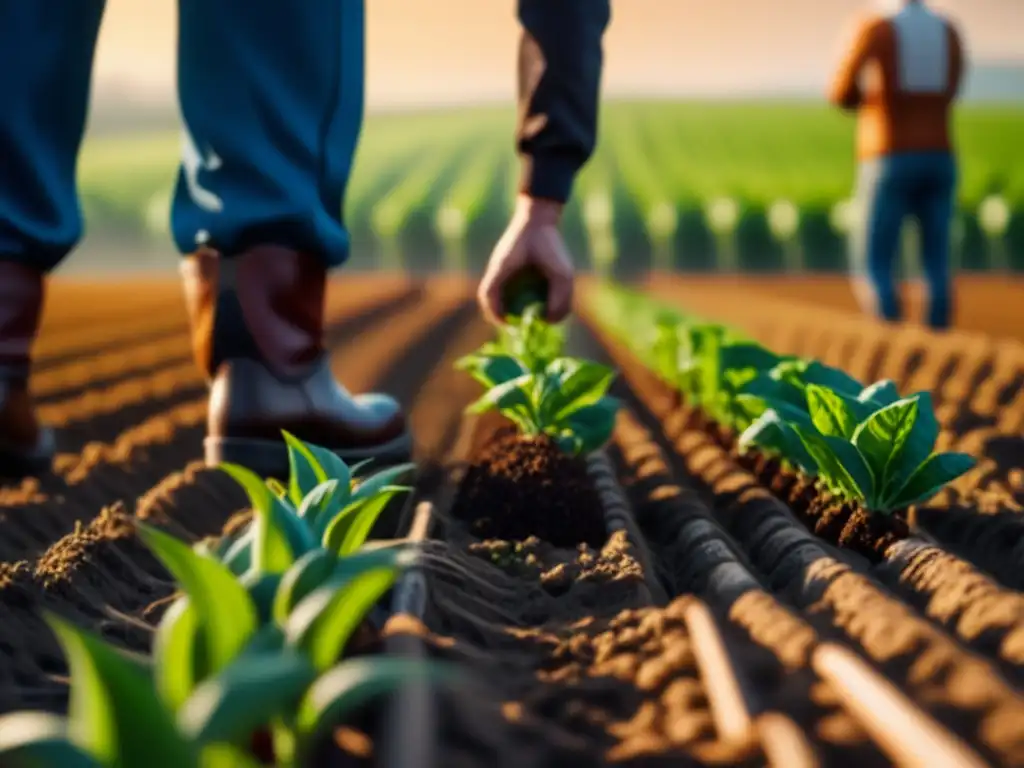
[850,150,958,329]
[0,0,365,271]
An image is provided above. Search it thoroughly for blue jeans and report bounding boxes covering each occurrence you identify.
[0,0,365,272]
[851,151,957,329]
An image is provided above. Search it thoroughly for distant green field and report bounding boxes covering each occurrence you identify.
[77,100,1024,273]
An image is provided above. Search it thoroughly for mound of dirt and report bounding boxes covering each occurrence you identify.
[451,428,607,549]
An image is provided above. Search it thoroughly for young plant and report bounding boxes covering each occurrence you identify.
[0,613,453,768]
[210,431,414,593]
[778,384,974,513]
[650,318,785,431]
[456,306,620,456]
[737,359,899,473]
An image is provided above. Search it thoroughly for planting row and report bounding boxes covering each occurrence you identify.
[0,437,449,767]
[587,282,976,553]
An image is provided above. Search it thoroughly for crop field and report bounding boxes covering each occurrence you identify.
[1,274,1023,766]
[78,101,1024,274]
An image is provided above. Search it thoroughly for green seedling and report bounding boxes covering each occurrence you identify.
[214,431,414,578]
[0,615,454,768]
[779,384,975,512]
[736,359,901,473]
[457,305,620,455]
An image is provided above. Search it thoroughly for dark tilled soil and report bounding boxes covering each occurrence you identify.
[451,426,608,550]
[401,531,760,767]
[740,452,910,562]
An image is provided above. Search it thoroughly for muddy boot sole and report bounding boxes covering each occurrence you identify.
[204,431,414,479]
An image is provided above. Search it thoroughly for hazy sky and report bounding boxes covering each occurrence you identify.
[93,0,1023,108]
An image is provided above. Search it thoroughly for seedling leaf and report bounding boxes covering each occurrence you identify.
[46,614,194,767]
[285,568,398,672]
[806,384,858,439]
[851,396,919,488]
[220,463,315,573]
[283,432,324,507]
[886,452,976,509]
[294,658,459,744]
[177,651,317,745]
[273,548,339,626]
[0,712,100,767]
[137,523,257,675]
[564,397,620,455]
[153,597,202,713]
[793,426,871,501]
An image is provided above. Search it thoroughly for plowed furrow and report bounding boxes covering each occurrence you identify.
[0,280,475,714]
[582,309,1024,766]
[0,282,422,563]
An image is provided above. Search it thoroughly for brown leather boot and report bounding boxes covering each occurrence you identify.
[180,245,411,479]
[0,262,55,477]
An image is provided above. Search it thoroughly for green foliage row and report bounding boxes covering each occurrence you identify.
[588,283,975,515]
[456,302,620,456]
[0,435,453,768]
[77,103,1024,274]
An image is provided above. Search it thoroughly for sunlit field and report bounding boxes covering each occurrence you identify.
[77,100,1024,274]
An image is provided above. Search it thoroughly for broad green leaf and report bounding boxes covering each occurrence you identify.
[46,615,195,767]
[564,397,620,455]
[283,432,324,507]
[465,373,534,415]
[719,342,780,375]
[800,361,864,396]
[323,488,408,556]
[805,384,858,438]
[241,571,283,626]
[298,441,354,500]
[740,374,806,411]
[177,651,317,745]
[200,744,266,768]
[285,569,398,672]
[273,548,339,626]
[454,353,527,388]
[734,393,813,426]
[551,360,617,420]
[0,712,100,767]
[137,523,258,675]
[153,597,202,713]
[222,527,254,575]
[220,464,316,573]
[883,391,941,499]
[858,379,901,406]
[348,463,416,508]
[294,659,458,745]
[793,427,871,501]
[738,411,818,474]
[332,546,414,581]
[297,479,341,522]
[851,397,919,488]
[885,452,976,510]
[244,624,286,655]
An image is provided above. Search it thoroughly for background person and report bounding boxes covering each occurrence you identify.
[828,0,965,329]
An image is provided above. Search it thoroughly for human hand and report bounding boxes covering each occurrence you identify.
[477,194,575,325]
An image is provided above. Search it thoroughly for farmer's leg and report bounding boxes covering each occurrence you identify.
[913,152,957,330]
[173,0,409,478]
[850,156,908,323]
[0,0,106,476]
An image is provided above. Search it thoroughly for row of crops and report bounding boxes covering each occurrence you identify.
[80,101,1024,272]
[0,279,991,765]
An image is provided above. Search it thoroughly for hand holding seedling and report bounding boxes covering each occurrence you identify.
[477,194,575,325]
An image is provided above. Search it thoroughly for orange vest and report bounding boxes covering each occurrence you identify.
[828,4,965,159]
